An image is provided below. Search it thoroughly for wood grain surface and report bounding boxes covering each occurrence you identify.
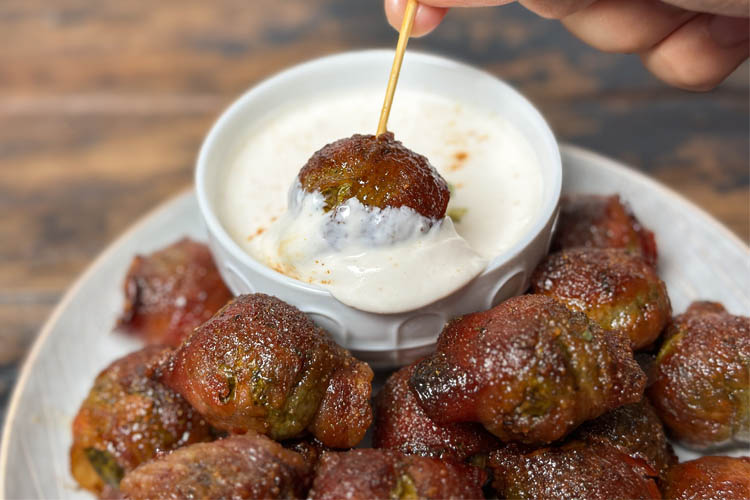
[0,0,748,414]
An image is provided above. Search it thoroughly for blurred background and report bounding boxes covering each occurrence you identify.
[0,0,747,412]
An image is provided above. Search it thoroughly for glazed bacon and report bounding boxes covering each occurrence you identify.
[70,346,213,496]
[531,248,671,350]
[119,433,312,500]
[409,294,646,444]
[571,399,677,481]
[662,456,750,500]
[117,238,233,347]
[648,301,750,447]
[298,133,450,219]
[552,194,658,267]
[488,399,675,498]
[374,363,501,462]
[308,354,375,449]
[489,441,661,499]
[158,293,373,448]
[308,449,486,500]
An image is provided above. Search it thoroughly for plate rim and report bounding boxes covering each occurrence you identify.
[1,144,747,493]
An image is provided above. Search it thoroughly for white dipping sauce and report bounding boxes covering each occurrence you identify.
[220,89,543,313]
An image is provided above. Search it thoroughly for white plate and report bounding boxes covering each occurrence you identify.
[2,145,748,499]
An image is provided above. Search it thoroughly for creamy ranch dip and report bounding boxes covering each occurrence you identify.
[220,89,543,313]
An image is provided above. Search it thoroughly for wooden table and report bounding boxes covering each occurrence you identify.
[1,0,747,414]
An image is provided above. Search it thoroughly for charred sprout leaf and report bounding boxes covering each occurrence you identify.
[84,447,124,487]
[391,473,418,500]
[517,376,556,418]
[218,365,237,404]
[468,454,487,469]
[655,331,682,363]
[447,207,468,223]
[268,359,331,440]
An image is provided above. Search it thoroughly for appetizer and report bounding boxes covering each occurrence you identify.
[70,346,213,495]
[308,449,486,500]
[374,363,501,462]
[159,293,373,448]
[531,247,671,350]
[248,133,486,313]
[298,132,449,218]
[119,433,312,500]
[68,184,749,499]
[117,238,233,347]
[488,399,675,498]
[489,442,661,499]
[409,294,646,444]
[571,399,676,481]
[662,456,750,500]
[648,301,750,447]
[552,194,658,267]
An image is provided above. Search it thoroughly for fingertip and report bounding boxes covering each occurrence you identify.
[561,0,697,55]
[519,0,597,19]
[642,53,747,91]
[641,14,749,91]
[385,0,449,37]
[384,0,402,29]
[384,0,404,31]
[413,4,449,37]
[708,15,750,48]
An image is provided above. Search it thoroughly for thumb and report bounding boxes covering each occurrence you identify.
[384,0,450,37]
[385,0,515,37]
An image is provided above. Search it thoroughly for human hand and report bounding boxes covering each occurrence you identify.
[384,0,749,90]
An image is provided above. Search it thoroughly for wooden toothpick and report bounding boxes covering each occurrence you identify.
[377,0,418,136]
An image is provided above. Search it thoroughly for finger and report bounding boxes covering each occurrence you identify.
[519,0,598,19]
[707,13,750,45]
[561,0,697,53]
[660,0,750,18]
[641,14,749,90]
[384,0,450,37]
[402,0,512,6]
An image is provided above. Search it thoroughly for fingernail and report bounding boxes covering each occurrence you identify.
[709,15,750,47]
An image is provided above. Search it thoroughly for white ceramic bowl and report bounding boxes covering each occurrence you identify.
[196,50,561,367]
